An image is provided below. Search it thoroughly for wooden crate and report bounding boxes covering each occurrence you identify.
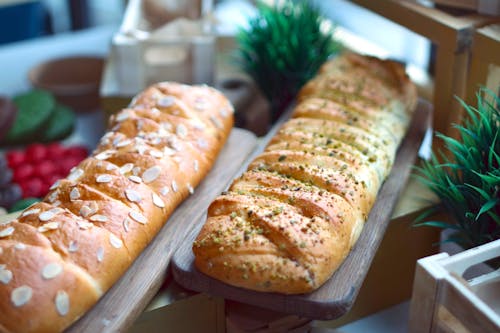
[349,0,498,141]
[466,23,500,105]
[428,0,500,15]
[408,239,500,333]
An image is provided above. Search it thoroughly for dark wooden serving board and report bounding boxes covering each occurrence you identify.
[66,128,258,333]
[171,100,432,320]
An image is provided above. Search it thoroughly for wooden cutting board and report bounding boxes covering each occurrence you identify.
[64,128,258,332]
[171,100,432,320]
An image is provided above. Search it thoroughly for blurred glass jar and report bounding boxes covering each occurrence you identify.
[141,0,213,31]
[113,0,215,94]
[140,17,215,87]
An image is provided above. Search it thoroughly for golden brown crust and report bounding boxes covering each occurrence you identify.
[194,192,352,294]
[0,82,233,332]
[0,240,100,333]
[292,97,405,143]
[193,52,417,294]
[319,52,418,109]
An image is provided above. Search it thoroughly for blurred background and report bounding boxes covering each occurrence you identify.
[0,0,430,70]
[0,0,125,44]
[0,3,498,332]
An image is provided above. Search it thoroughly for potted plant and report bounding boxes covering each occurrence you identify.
[235,0,341,123]
[414,88,499,252]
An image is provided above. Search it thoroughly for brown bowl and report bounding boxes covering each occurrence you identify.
[28,56,105,112]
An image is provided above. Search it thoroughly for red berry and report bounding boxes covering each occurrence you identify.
[59,157,81,175]
[6,150,26,168]
[19,177,44,198]
[46,142,65,159]
[26,143,47,162]
[39,181,51,197]
[36,160,57,180]
[45,174,63,188]
[66,145,88,160]
[13,164,34,182]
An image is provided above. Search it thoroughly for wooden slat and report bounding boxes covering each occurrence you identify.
[475,24,500,57]
[66,128,258,333]
[349,0,478,50]
[171,100,431,320]
[439,279,500,333]
[466,24,500,105]
[409,253,449,333]
[434,48,469,138]
[428,0,479,11]
[410,239,500,333]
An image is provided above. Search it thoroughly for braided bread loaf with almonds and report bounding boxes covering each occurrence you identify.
[0,82,233,333]
[193,52,417,294]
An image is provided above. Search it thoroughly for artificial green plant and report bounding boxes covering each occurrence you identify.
[236,0,341,122]
[414,88,500,249]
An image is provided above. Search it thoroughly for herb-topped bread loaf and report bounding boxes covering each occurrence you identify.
[192,52,417,294]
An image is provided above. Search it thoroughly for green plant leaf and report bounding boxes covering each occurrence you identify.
[414,205,442,224]
[477,199,499,220]
[413,220,460,230]
[466,183,493,201]
[235,0,341,119]
[474,171,500,185]
[412,87,500,249]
